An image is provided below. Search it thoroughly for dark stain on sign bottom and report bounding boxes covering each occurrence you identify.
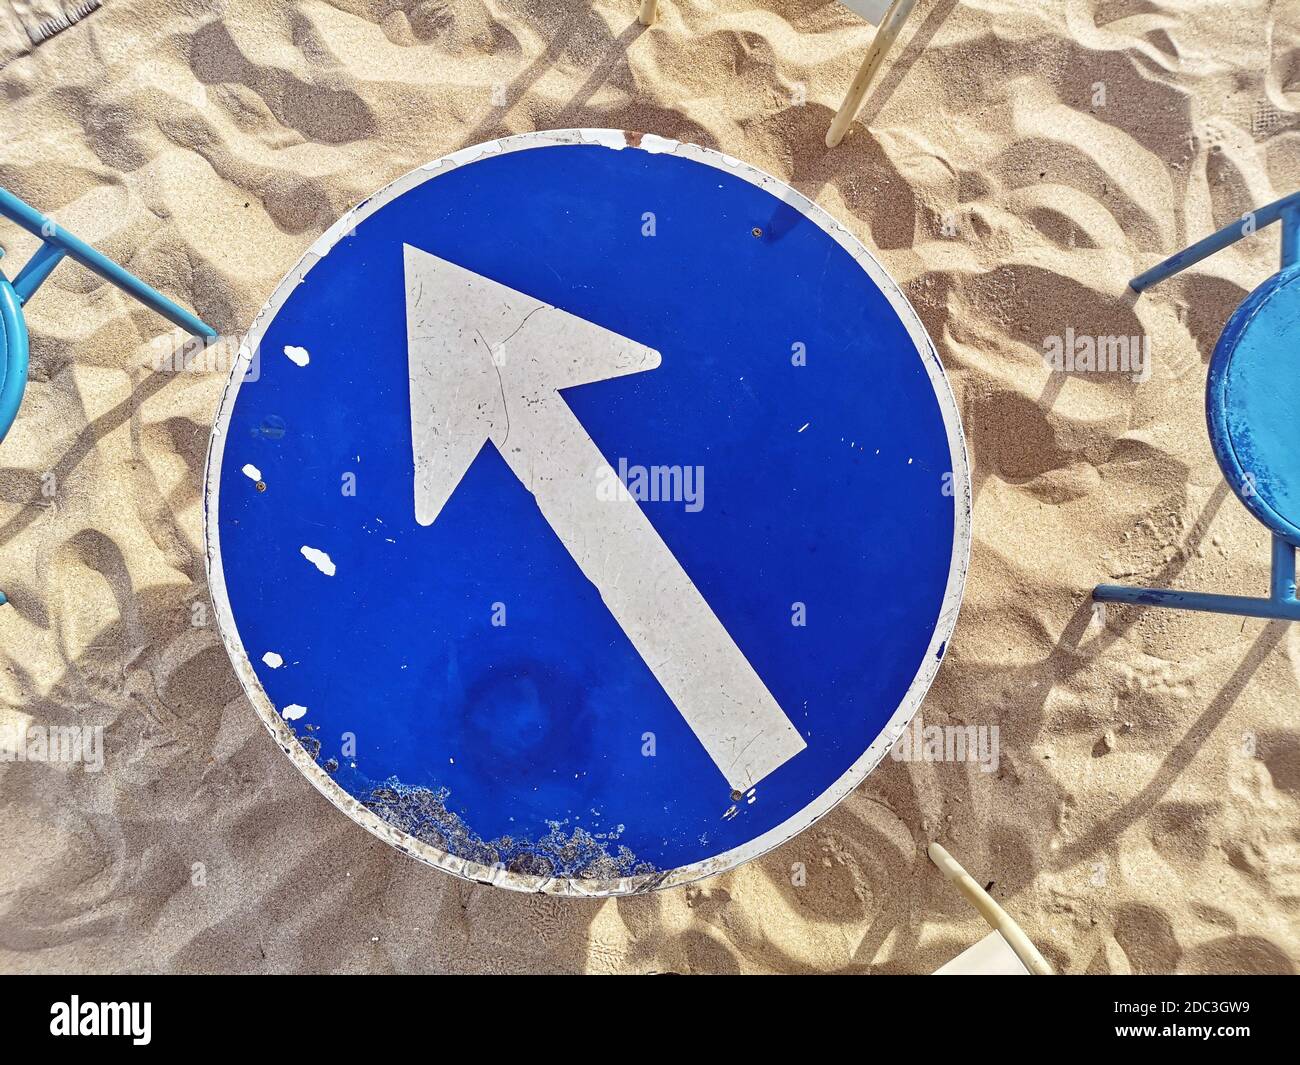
[362,777,657,882]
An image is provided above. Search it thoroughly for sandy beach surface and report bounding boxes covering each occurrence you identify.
[1,0,1298,974]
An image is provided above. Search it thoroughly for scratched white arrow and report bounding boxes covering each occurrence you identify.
[404,244,806,794]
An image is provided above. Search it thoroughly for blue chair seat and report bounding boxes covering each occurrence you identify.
[1207,265,1300,548]
[0,274,29,444]
[1094,191,1300,620]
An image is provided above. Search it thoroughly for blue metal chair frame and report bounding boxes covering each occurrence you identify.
[0,185,216,606]
[1094,191,1300,621]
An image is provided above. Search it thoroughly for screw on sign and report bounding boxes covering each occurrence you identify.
[204,130,971,895]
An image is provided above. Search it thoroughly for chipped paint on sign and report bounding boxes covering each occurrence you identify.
[299,545,335,576]
[365,778,654,880]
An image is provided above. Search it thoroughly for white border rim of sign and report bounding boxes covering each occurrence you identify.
[203,128,973,897]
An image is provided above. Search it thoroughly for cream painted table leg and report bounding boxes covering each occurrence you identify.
[826,0,918,148]
[929,843,1055,976]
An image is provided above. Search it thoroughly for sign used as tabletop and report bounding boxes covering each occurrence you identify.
[205,130,971,895]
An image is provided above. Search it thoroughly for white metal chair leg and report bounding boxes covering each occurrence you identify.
[639,0,657,26]
[929,842,1054,975]
[826,0,917,147]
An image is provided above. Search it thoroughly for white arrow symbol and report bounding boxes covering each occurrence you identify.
[404,244,806,794]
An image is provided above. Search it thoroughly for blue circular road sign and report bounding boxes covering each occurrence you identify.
[205,130,971,895]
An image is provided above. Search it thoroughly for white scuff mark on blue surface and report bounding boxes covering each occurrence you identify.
[301,545,336,576]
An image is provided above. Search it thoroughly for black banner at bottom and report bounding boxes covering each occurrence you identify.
[0,973,1287,1051]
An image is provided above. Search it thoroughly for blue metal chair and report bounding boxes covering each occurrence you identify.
[0,186,216,606]
[1095,191,1300,621]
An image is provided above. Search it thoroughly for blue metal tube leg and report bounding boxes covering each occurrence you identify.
[1092,583,1300,621]
[1094,536,1300,622]
[1269,535,1297,603]
[1281,204,1300,269]
[1131,190,1300,292]
[0,186,217,340]
[12,242,67,304]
